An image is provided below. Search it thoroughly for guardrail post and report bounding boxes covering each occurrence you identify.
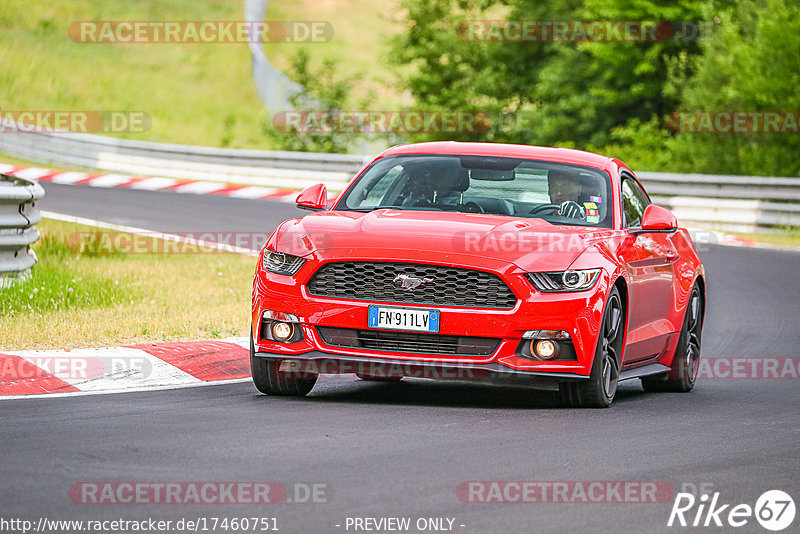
[0,173,45,286]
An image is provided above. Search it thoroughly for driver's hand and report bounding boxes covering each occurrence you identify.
[558,201,586,219]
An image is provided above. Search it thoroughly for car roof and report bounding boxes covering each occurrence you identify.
[379,141,615,171]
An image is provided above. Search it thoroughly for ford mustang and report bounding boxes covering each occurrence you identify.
[250,142,705,407]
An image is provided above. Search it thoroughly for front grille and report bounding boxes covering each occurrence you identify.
[307,262,517,309]
[317,327,500,356]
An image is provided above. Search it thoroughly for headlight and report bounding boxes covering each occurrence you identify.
[526,269,601,292]
[262,250,306,275]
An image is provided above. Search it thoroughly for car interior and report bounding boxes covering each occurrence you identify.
[341,155,612,227]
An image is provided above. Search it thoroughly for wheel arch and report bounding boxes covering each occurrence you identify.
[611,274,629,364]
[694,274,707,321]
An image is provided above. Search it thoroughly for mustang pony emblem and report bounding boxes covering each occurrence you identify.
[393,274,434,291]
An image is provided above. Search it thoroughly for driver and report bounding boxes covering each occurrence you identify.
[547,169,586,219]
[400,169,435,207]
[401,164,467,208]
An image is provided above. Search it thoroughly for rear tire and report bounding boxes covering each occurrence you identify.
[250,333,317,396]
[559,286,625,408]
[642,284,703,393]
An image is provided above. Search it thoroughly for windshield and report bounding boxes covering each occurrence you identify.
[335,154,613,227]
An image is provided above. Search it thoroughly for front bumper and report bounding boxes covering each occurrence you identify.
[253,349,590,388]
[252,253,610,379]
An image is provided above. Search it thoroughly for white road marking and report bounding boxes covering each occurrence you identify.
[41,211,259,256]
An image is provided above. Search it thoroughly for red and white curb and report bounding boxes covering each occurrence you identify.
[0,163,335,203]
[0,338,254,399]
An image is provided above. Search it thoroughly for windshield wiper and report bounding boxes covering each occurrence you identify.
[343,205,402,212]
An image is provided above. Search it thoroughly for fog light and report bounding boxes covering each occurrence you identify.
[271,321,294,342]
[532,339,559,360]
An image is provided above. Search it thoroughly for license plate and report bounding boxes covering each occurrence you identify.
[368,306,440,333]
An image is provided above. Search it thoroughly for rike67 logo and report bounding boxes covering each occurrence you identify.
[668,490,796,531]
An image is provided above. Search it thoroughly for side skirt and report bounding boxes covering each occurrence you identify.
[618,363,671,382]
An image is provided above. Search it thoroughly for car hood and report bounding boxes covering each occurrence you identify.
[270,209,611,272]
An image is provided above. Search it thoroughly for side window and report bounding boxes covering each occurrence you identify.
[621,179,650,227]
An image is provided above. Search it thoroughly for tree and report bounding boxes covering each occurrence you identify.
[663,0,800,176]
[389,0,705,147]
[262,49,371,153]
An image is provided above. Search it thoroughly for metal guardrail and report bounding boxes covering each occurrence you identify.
[638,172,800,232]
[638,172,800,201]
[0,123,367,191]
[0,173,44,284]
[244,0,305,113]
[0,123,799,233]
[651,196,800,233]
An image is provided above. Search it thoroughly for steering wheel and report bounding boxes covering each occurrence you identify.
[529,203,560,215]
[457,201,484,214]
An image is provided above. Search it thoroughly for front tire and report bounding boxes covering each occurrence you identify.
[559,286,625,408]
[250,333,317,396]
[641,284,703,393]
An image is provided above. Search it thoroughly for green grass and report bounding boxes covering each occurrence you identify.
[0,1,404,149]
[730,228,800,249]
[262,0,404,108]
[0,153,77,173]
[0,0,269,148]
[1,218,256,350]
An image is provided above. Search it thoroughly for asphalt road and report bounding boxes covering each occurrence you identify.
[2,183,798,533]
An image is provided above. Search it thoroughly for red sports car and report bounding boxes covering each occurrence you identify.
[250,142,705,407]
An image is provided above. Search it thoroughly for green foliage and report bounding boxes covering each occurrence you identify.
[663,0,800,176]
[530,0,705,147]
[389,0,705,147]
[261,49,374,153]
[391,0,799,177]
[588,116,674,171]
[388,0,539,143]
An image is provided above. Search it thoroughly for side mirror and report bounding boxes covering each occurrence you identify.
[629,204,678,235]
[296,184,327,211]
